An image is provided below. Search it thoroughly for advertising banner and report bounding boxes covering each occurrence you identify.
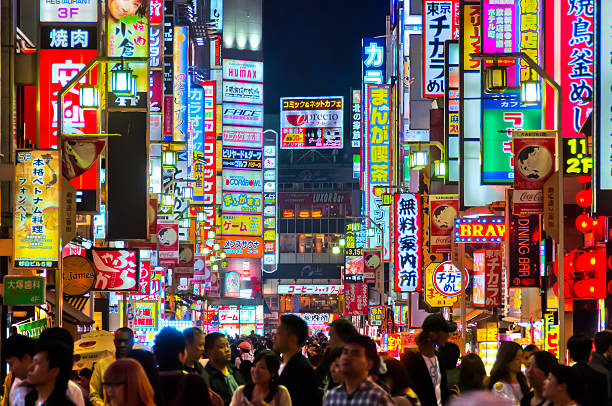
[157,220,179,264]
[221,236,263,258]
[40,0,98,22]
[222,126,263,149]
[544,312,559,358]
[432,260,468,297]
[222,103,264,127]
[92,249,139,291]
[221,214,263,236]
[344,248,364,283]
[363,249,382,284]
[138,260,151,295]
[424,262,456,307]
[173,26,189,142]
[344,283,369,316]
[222,169,263,192]
[482,0,518,86]
[369,306,384,326]
[351,90,361,148]
[14,151,60,268]
[463,3,481,71]
[219,305,240,324]
[280,97,344,149]
[223,59,264,83]
[223,81,264,104]
[422,0,458,97]
[507,213,540,288]
[150,24,163,68]
[473,249,502,307]
[222,148,263,170]
[513,132,556,215]
[15,318,48,338]
[278,285,342,295]
[128,300,157,329]
[394,193,422,292]
[429,195,459,253]
[222,192,263,213]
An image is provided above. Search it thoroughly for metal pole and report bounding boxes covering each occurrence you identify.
[459,242,466,351]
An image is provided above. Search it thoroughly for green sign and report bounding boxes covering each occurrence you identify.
[481,93,542,184]
[403,156,410,182]
[3,276,44,306]
[15,318,48,338]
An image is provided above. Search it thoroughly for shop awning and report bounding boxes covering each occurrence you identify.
[452,309,491,325]
[45,291,94,325]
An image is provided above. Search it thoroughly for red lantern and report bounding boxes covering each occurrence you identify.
[576,189,592,207]
[576,176,592,184]
[576,214,593,232]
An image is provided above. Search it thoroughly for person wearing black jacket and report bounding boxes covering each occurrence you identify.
[401,313,456,406]
[274,314,322,406]
[567,334,607,406]
[202,332,244,406]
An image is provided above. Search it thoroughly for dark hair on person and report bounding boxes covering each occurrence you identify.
[115,327,135,340]
[243,351,281,403]
[204,332,226,354]
[594,331,612,354]
[488,341,529,396]
[344,334,380,374]
[379,355,412,396]
[5,334,36,359]
[153,327,186,370]
[79,368,92,379]
[550,365,587,404]
[439,342,461,369]
[329,318,358,344]
[567,334,592,363]
[184,327,203,345]
[35,341,76,406]
[280,314,309,346]
[127,349,162,406]
[530,351,558,376]
[458,353,486,392]
[523,344,538,353]
[39,327,74,353]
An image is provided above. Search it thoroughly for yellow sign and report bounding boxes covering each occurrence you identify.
[14,150,60,268]
[463,4,481,71]
[544,312,559,358]
[424,262,457,307]
[221,214,263,236]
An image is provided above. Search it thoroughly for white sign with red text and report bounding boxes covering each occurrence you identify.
[277,285,343,295]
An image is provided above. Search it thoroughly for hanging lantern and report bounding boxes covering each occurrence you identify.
[208,230,216,239]
[576,189,592,207]
[79,85,100,109]
[111,63,134,95]
[162,194,174,207]
[183,187,193,199]
[520,81,541,105]
[576,214,593,232]
[213,243,220,251]
[484,65,508,94]
[162,150,176,167]
[433,160,446,178]
[196,211,206,222]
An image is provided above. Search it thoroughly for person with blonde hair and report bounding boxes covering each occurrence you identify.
[103,358,155,406]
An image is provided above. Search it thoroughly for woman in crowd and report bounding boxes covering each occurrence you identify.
[487,341,529,403]
[327,347,344,393]
[230,351,291,406]
[378,355,421,406]
[521,351,558,406]
[103,358,155,406]
[449,353,487,397]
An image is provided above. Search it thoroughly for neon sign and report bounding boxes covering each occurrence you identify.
[454,217,506,243]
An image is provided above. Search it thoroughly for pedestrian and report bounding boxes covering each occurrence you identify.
[316,319,357,394]
[487,341,529,403]
[90,328,135,406]
[102,358,155,406]
[24,341,75,406]
[325,348,344,394]
[328,319,358,349]
[377,355,421,406]
[521,350,557,406]
[5,334,36,406]
[38,327,86,406]
[203,332,244,406]
[543,365,585,406]
[589,330,612,406]
[438,343,460,390]
[235,342,254,382]
[229,351,291,406]
[153,326,212,406]
[401,313,456,406]
[522,345,539,369]
[567,334,607,406]
[274,315,321,406]
[126,349,163,406]
[322,334,393,406]
[183,327,206,376]
[77,369,92,406]
[448,353,486,397]
[308,344,324,369]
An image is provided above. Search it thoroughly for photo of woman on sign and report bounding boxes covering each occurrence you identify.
[107,0,147,24]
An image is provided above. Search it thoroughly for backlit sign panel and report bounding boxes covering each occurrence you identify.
[173,26,189,142]
[221,214,263,236]
[221,236,263,258]
[40,0,98,22]
[423,0,458,97]
[280,97,344,149]
[222,170,263,192]
[394,193,421,292]
[223,59,264,83]
[222,148,263,170]
[223,81,264,104]
[454,217,506,243]
[222,103,264,127]
[222,126,263,149]
[277,285,343,295]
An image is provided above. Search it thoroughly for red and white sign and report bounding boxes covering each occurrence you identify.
[344,283,368,316]
[282,313,340,325]
[394,193,422,292]
[157,220,179,264]
[363,250,383,284]
[150,0,163,24]
[513,133,556,215]
[92,249,139,291]
[277,285,343,295]
[429,195,459,253]
[219,305,240,324]
[222,126,264,149]
[432,261,469,298]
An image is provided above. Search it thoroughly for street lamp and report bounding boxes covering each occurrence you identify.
[79,85,100,109]
[520,81,542,105]
[162,150,176,167]
[196,211,206,222]
[433,160,446,178]
[484,65,507,94]
[110,62,134,95]
[332,246,341,255]
[408,151,428,169]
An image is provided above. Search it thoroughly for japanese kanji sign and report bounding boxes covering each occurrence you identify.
[463,3,481,71]
[222,126,264,149]
[91,249,139,291]
[482,0,519,86]
[14,150,60,269]
[369,305,384,326]
[424,262,456,307]
[278,285,343,295]
[394,193,422,292]
[40,0,98,23]
[432,260,467,297]
[344,248,364,283]
[221,214,263,236]
[344,283,368,316]
[280,97,344,149]
[222,192,263,213]
[127,300,157,330]
[423,0,458,97]
[507,213,540,288]
[351,90,361,148]
[473,249,502,307]
[221,236,263,258]
[173,26,188,142]
[3,276,45,306]
[222,148,263,170]
[41,26,97,49]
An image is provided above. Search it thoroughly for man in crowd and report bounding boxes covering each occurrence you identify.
[24,341,75,405]
[274,314,321,406]
[544,365,587,406]
[323,334,393,406]
[89,327,134,406]
[5,334,36,406]
[183,327,206,375]
[77,369,92,406]
[568,334,607,406]
[202,332,244,406]
[590,330,612,406]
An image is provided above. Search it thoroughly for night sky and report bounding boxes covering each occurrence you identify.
[263,0,389,115]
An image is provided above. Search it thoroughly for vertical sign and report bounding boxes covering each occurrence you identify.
[394,193,422,292]
[507,213,540,288]
[518,0,542,82]
[473,249,502,307]
[188,86,204,180]
[544,312,559,357]
[463,3,481,71]
[429,195,459,253]
[14,151,60,268]
[482,0,518,86]
[445,41,460,183]
[344,283,369,316]
[351,90,361,148]
[173,26,188,142]
[423,0,457,97]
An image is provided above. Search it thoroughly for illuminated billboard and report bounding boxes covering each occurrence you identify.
[280,97,344,149]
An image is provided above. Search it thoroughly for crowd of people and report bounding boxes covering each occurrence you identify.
[2,313,612,406]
